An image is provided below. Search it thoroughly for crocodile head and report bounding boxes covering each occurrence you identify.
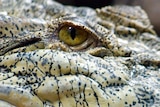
[0,0,160,107]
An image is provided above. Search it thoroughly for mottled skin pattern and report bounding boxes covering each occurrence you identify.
[0,0,160,107]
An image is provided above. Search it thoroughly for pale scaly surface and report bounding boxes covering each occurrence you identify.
[0,0,160,107]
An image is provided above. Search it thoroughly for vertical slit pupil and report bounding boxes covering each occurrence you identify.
[68,27,76,40]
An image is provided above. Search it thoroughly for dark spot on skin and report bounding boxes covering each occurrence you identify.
[26,9,30,13]
[5,27,8,31]
[42,83,45,86]
[118,77,121,81]
[78,82,81,86]
[128,89,132,92]
[3,34,6,37]
[125,102,128,104]
[21,28,23,31]
[15,24,19,30]
[10,30,13,37]
[20,90,24,93]
[133,101,136,105]
[115,88,120,91]
[58,64,61,70]
[112,83,115,86]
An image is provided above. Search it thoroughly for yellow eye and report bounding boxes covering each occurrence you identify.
[59,25,88,46]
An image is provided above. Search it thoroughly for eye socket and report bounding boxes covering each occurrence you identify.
[59,25,88,46]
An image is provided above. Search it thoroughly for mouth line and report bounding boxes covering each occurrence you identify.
[0,37,41,55]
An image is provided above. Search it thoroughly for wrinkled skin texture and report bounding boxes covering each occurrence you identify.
[0,0,160,107]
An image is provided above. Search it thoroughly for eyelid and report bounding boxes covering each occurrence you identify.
[50,17,98,39]
[49,18,100,51]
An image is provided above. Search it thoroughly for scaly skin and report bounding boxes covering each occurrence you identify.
[0,0,160,107]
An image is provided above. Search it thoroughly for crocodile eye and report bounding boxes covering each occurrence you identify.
[59,25,88,46]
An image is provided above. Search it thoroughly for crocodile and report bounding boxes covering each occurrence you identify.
[0,0,160,107]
